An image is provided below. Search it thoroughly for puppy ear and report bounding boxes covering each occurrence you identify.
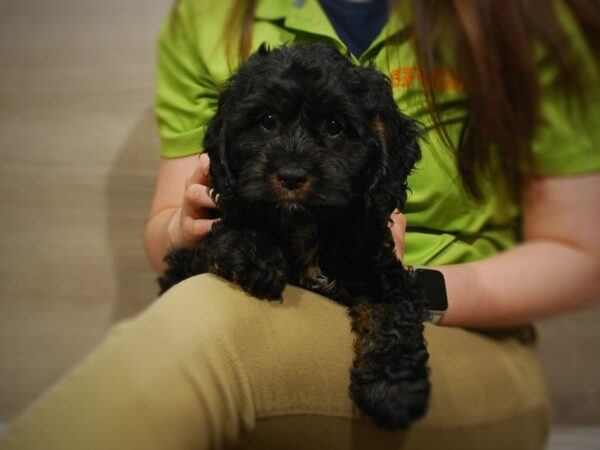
[203,89,235,206]
[375,110,421,206]
[361,68,421,211]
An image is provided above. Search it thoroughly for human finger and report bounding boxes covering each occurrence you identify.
[180,216,218,244]
[185,153,211,189]
[182,183,216,220]
[389,209,407,260]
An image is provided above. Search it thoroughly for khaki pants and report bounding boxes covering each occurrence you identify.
[0,274,550,450]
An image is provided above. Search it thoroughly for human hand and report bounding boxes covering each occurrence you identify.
[389,209,406,261]
[167,153,218,249]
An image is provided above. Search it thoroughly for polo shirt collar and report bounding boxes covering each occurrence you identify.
[255,0,408,59]
[256,0,337,40]
[361,2,408,59]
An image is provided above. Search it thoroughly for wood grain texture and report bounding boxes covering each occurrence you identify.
[0,0,598,425]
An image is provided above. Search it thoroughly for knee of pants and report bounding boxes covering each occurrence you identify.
[149,273,349,355]
[139,273,283,374]
[151,273,272,347]
[144,274,357,418]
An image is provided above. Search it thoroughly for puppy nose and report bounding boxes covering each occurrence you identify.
[277,168,308,190]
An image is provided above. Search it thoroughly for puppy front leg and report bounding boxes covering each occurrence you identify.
[202,223,289,300]
[349,273,430,429]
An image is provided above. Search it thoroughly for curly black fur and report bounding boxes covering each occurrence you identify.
[159,44,430,429]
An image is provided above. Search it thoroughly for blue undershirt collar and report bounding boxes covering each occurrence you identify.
[318,0,389,57]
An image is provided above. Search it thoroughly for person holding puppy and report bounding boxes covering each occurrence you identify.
[2,1,598,449]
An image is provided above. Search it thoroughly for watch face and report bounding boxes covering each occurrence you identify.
[414,268,448,311]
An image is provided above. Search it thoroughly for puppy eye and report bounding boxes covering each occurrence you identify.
[260,113,278,131]
[325,118,344,137]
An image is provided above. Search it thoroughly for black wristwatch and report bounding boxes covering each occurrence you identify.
[411,266,448,324]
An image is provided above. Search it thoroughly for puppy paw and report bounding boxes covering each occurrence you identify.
[233,264,287,300]
[208,228,289,300]
[350,365,430,429]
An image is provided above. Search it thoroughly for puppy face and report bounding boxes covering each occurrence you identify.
[205,44,420,218]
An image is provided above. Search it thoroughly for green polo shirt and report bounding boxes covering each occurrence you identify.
[155,0,600,267]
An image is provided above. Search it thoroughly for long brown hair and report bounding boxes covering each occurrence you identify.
[224,0,598,198]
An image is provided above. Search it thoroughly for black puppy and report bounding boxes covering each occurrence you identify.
[159,44,430,429]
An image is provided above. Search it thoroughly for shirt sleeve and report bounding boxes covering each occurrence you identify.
[154,0,219,158]
[530,3,600,176]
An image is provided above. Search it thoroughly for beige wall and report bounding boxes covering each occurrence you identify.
[0,0,167,419]
[0,0,598,425]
